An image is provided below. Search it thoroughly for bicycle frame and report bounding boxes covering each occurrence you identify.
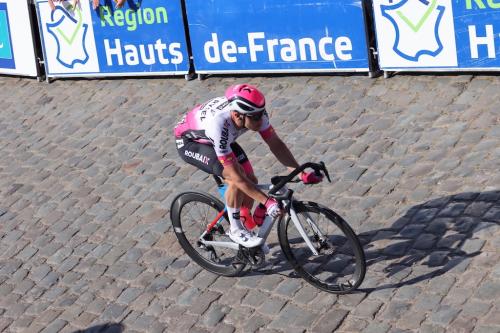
[198,184,322,255]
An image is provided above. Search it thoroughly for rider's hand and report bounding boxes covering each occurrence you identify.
[301,171,323,184]
[265,198,281,218]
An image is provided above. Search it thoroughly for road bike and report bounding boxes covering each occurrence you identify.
[170,162,366,293]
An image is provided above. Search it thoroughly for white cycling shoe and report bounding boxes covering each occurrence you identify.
[228,229,264,248]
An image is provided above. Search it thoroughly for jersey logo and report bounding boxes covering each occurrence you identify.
[184,150,210,165]
[46,6,89,68]
[217,101,229,110]
[219,124,229,150]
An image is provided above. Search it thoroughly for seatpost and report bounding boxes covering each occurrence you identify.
[213,175,224,186]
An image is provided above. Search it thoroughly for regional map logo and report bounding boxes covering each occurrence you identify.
[374,0,458,68]
[37,0,99,75]
[0,3,15,69]
[46,5,89,68]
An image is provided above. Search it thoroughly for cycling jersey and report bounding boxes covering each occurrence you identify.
[174,96,275,166]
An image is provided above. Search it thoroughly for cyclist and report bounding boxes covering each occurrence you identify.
[174,84,322,248]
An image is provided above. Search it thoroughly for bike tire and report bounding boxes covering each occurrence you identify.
[170,191,246,276]
[278,201,366,293]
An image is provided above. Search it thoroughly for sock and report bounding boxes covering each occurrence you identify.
[227,206,243,234]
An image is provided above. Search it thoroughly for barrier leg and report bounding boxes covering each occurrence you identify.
[185,73,196,81]
[368,70,382,78]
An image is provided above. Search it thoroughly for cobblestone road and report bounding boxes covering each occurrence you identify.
[0,73,499,333]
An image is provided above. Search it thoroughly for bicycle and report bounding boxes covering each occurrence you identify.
[170,162,366,293]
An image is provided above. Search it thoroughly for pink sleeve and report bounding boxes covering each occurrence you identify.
[258,112,275,140]
[259,125,276,140]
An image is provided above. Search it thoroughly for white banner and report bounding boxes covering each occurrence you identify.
[36,0,99,75]
[373,0,458,69]
[0,0,38,77]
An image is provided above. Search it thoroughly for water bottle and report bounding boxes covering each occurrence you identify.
[253,203,266,226]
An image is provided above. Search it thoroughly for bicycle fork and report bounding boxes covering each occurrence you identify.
[289,201,323,256]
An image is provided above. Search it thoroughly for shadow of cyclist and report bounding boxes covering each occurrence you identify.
[247,190,499,292]
[72,323,124,333]
[358,190,499,292]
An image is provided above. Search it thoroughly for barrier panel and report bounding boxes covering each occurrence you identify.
[185,0,371,74]
[35,0,190,78]
[0,0,39,77]
[373,0,500,71]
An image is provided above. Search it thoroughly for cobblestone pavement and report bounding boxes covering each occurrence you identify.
[0,73,499,333]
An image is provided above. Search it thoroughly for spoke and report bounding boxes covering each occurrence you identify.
[202,202,211,225]
[186,202,206,227]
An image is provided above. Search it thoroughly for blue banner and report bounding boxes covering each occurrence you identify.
[373,0,500,70]
[185,0,370,73]
[36,0,189,76]
[454,0,500,68]
[0,3,15,69]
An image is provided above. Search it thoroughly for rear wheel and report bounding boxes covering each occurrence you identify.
[170,192,246,276]
[278,201,366,293]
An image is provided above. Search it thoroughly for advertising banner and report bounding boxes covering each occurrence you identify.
[35,0,189,77]
[0,1,38,77]
[373,0,500,70]
[185,0,371,73]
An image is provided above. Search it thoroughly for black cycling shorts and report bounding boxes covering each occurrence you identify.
[175,137,251,177]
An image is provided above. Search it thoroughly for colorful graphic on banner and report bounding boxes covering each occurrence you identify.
[36,0,189,76]
[186,0,370,73]
[46,6,89,68]
[0,3,15,69]
[374,0,458,68]
[373,0,500,69]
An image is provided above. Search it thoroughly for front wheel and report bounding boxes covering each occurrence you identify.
[278,201,366,293]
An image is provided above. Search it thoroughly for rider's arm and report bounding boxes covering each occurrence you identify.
[222,162,268,205]
[263,132,300,173]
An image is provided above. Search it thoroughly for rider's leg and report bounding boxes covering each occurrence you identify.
[238,160,259,229]
[223,165,246,233]
[241,171,257,209]
[223,170,262,247]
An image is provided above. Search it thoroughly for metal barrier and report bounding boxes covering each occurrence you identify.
[372,0,500,72]
[3,0,498,80]
[34,0,190,79]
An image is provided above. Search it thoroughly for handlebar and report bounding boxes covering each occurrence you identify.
[268,161,331,195]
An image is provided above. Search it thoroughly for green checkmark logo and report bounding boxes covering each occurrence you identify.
[396,0,438,32]
[56,6,82,45]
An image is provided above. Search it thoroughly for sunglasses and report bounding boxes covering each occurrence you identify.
[245,111,265,121]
